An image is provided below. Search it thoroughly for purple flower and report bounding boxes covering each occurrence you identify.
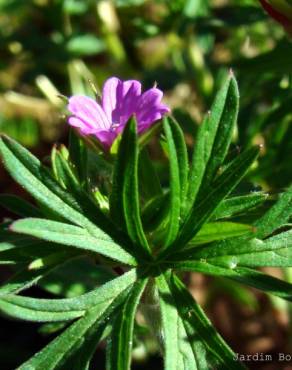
[67,77,170,149]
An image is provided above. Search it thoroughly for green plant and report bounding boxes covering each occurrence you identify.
[0,74,292,369]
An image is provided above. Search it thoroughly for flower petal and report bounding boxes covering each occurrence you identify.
[68,117,97,135]
[68,95,110,132]
[101,77,121,122]
[113,80,142,126]
[93,130,117,149]
[136,88,170,128]
[102,77,142,126]
[137,108,169,133]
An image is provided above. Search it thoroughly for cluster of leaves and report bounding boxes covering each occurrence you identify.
[1,74,292,369]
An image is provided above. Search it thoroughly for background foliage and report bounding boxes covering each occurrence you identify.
[0,0,292,369]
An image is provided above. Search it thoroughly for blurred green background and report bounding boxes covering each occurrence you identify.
[1,0,292,369]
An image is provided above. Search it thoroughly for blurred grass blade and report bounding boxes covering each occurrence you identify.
[107,279,147,370]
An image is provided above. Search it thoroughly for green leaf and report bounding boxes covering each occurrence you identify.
[52,146,141,262]
[11,218,137,266]
[0,251,78,295]
[156,273,180,370]
[0,135,111,237]
[162,117,181,248]
[163,146,260,256]
[0,298,85,322]
[110,118,151,258]
[212,192,268,220]
[172,261,292,301]
[0,269,138,313]
[142,192,169,233]
[68,128,88,186]
[189,221,253,245]
[0,236,58,264]
[167,117,189,207]
[187,229,292,268]
[138,148,162,200]
[177,317,201,370]
[0,194,41,217]
[254,185,292,238]
[201,75,239,187]
[168,274,243,369]
[51,144,72,189]
[39,257,115,298]
[107,279,147,370]
[157,272,208,369]
[185,73,239,218]
[66,34,105,56]
[17,289,128,370]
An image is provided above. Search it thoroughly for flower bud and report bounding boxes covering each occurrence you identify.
[259,0,292,35]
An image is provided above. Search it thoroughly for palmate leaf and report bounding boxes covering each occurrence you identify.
[110,118,152,259]
[160,146,260,258]
[165,273,243,370]
[11,218,136,266]
[0,135,139,264]
[107,279,148,370]
[184,73,239,219]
